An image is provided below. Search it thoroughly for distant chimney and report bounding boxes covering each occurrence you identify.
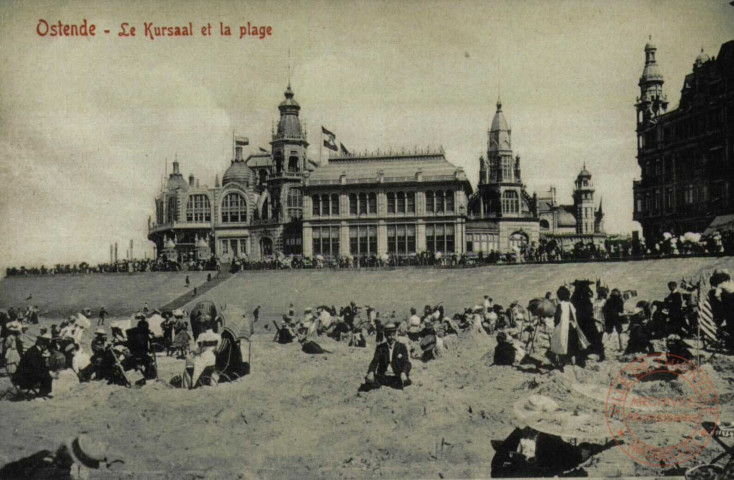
[172,161,180,175]
[235,146,243,161]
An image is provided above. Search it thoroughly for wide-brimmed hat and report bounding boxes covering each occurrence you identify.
[384,322,398,332]
[304,308,312,313]
[472,305,483,313]
[6,321,22,333]
[65,435,108,469]
[37,332,52,343]
[514,394,624,440]
[172,309,184,317]
[95,328,106,336]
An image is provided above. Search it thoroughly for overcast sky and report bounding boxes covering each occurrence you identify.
[1,0,732,271]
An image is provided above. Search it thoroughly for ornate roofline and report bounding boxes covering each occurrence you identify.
[328,146,446,163]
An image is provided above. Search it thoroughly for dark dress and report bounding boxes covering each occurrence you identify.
[573,296,604,361]
[13,345,52,396]
[493,342,516,366]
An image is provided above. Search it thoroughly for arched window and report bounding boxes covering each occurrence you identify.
[502,157,513,182]
[321,194,330,215]
[387,192,396,213]
[426,191,434,213]
[445,191,454,212]
[501,191,519,214]
[368,193,376,214]
[331,194,340,215]
[259,170,268,185]
[186,195,211,222]
[312,195,320,216]
[167,197,177,223]
[397,192,406,213]
[436,190,444,213]
[359,193,367,215]
[221,193,247,223]
[288,156,299,172]
[349,193,357,215]
[261,198,269,220]
[539,219,550,229]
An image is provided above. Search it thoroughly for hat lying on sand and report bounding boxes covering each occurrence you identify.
[65,435,108,469]
[514,394,623,440]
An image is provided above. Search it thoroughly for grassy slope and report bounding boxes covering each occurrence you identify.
[0,272,210,318]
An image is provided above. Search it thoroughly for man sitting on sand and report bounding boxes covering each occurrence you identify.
[358,322,411,392]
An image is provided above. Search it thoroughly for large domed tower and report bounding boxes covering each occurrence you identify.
[268,83,309,223]
[636,36,668,126]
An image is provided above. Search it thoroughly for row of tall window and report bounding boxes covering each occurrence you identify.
[425,190,455,213]
[186,193,251,223]
[387,224,416,254]
[501,191,519,214]
[312,227,340,256]
[349,226,378,255]
[466,233,498,253]
[312,194,340,217]
[425,223,455,253]
[349,193,378,215]
[387,192,416,214]
[311,191,457,217]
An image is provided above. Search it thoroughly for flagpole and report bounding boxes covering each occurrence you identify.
[319,127,323,166]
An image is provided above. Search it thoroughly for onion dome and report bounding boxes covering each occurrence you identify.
[164,238,176,249]
[196,237,209,248]
[577,164,592,179]
[275,83,304,140]
[695,48,710,67]
[641,37,663,82]
[279,83,300,109]
[222,160,254,186]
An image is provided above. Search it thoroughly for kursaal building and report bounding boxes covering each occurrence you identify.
[148,84,606,263]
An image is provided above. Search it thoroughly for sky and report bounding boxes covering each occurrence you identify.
[1,0,732,271]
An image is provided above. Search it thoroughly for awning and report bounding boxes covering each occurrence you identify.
[703,214,734,236]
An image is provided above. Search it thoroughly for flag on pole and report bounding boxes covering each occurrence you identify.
[235,136,249,146]
[322,126,338,151]
[340,143,350,156]
[697,288,718,342]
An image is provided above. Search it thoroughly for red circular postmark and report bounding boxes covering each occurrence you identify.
[605,353,720,468]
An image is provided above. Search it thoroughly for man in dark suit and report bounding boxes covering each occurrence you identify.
[358,323,411,392]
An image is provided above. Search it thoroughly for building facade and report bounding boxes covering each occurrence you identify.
[536,167,606,250]
[148,83,315,264]
[148,83,611,262]
[302,149,472,259]
[632,39,734,242]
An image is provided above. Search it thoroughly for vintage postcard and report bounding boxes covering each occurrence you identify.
[1,1,733,478]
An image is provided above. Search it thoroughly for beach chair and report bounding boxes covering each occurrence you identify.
[701,421,734,465]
